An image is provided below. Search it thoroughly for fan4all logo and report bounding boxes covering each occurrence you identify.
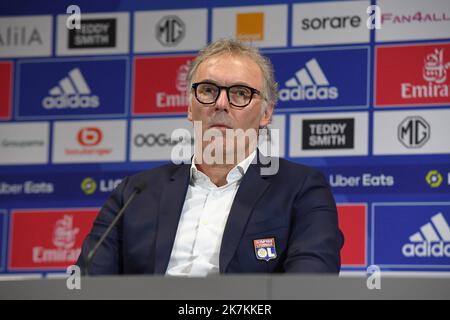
[402,213,450,258]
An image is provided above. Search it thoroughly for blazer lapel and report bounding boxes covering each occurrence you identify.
[154,164,190,274]
[219,154,272,272]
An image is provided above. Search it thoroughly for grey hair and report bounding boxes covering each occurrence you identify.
[186,38,278,110]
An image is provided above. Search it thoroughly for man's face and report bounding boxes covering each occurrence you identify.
[188,53,273,158]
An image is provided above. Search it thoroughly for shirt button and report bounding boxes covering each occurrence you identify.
[201,219,209,226]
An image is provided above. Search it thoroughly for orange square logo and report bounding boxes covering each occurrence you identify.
[236,12,264,41]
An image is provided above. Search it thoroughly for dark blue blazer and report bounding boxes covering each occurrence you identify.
[77,155,344,274]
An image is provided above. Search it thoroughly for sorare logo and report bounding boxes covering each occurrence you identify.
[266,48,368,110]
[16,58,128,119]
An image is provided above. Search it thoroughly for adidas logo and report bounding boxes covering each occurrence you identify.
[402,213,450,258]
[41,68,100,109]
[278,58,338,102]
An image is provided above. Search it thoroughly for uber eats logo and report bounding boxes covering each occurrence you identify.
[81,177,97,195]
[426,170,443,188]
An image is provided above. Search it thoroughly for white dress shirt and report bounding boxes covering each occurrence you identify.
[166,150,256,277]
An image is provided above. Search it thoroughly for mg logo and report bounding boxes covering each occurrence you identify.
[156,15,185,47]
[77,127,102,146]
[398,116,430,148]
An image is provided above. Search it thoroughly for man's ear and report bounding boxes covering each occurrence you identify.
[187,102,193,122]
[259,103,274,128]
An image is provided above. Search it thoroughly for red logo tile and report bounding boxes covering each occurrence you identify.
[9,208,98,270]
[0,62,12,120]
[337,204,367,267]
[375,43,450,107]
[133,55,194,115]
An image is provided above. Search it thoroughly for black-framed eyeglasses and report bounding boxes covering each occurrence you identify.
[192,82,262,108]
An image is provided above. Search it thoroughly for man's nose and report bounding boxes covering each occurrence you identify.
[214,88,230,111]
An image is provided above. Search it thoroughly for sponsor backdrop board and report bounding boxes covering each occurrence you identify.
[0,0,449,276]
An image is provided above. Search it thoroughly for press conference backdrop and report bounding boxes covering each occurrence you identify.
[0,0,449,277]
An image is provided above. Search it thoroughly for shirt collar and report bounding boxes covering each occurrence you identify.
[190,150,257,187]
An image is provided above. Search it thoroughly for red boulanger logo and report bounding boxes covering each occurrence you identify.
[133,55,194,115]
[77,127,102,146]
[9,209,98,270]
[337,204,367,267]
[64,126,111,156]
[0,62,12,119]
[376,43,450,107]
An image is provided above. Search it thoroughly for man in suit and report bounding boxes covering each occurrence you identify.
[77,39,344,275]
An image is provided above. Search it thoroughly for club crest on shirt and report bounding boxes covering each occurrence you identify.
[253,237,277,261]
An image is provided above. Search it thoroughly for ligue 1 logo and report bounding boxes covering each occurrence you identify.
[81,177,97,195]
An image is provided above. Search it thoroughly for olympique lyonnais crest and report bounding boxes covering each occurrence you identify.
[253,238,277,261]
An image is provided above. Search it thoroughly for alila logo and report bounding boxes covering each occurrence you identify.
[402,213,450,258]
[278,58,338,102]
[41,68,100,109]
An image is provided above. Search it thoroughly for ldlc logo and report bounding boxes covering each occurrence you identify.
[426,170,443,188]
[398,116,430,148]
[156,15,185,46]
